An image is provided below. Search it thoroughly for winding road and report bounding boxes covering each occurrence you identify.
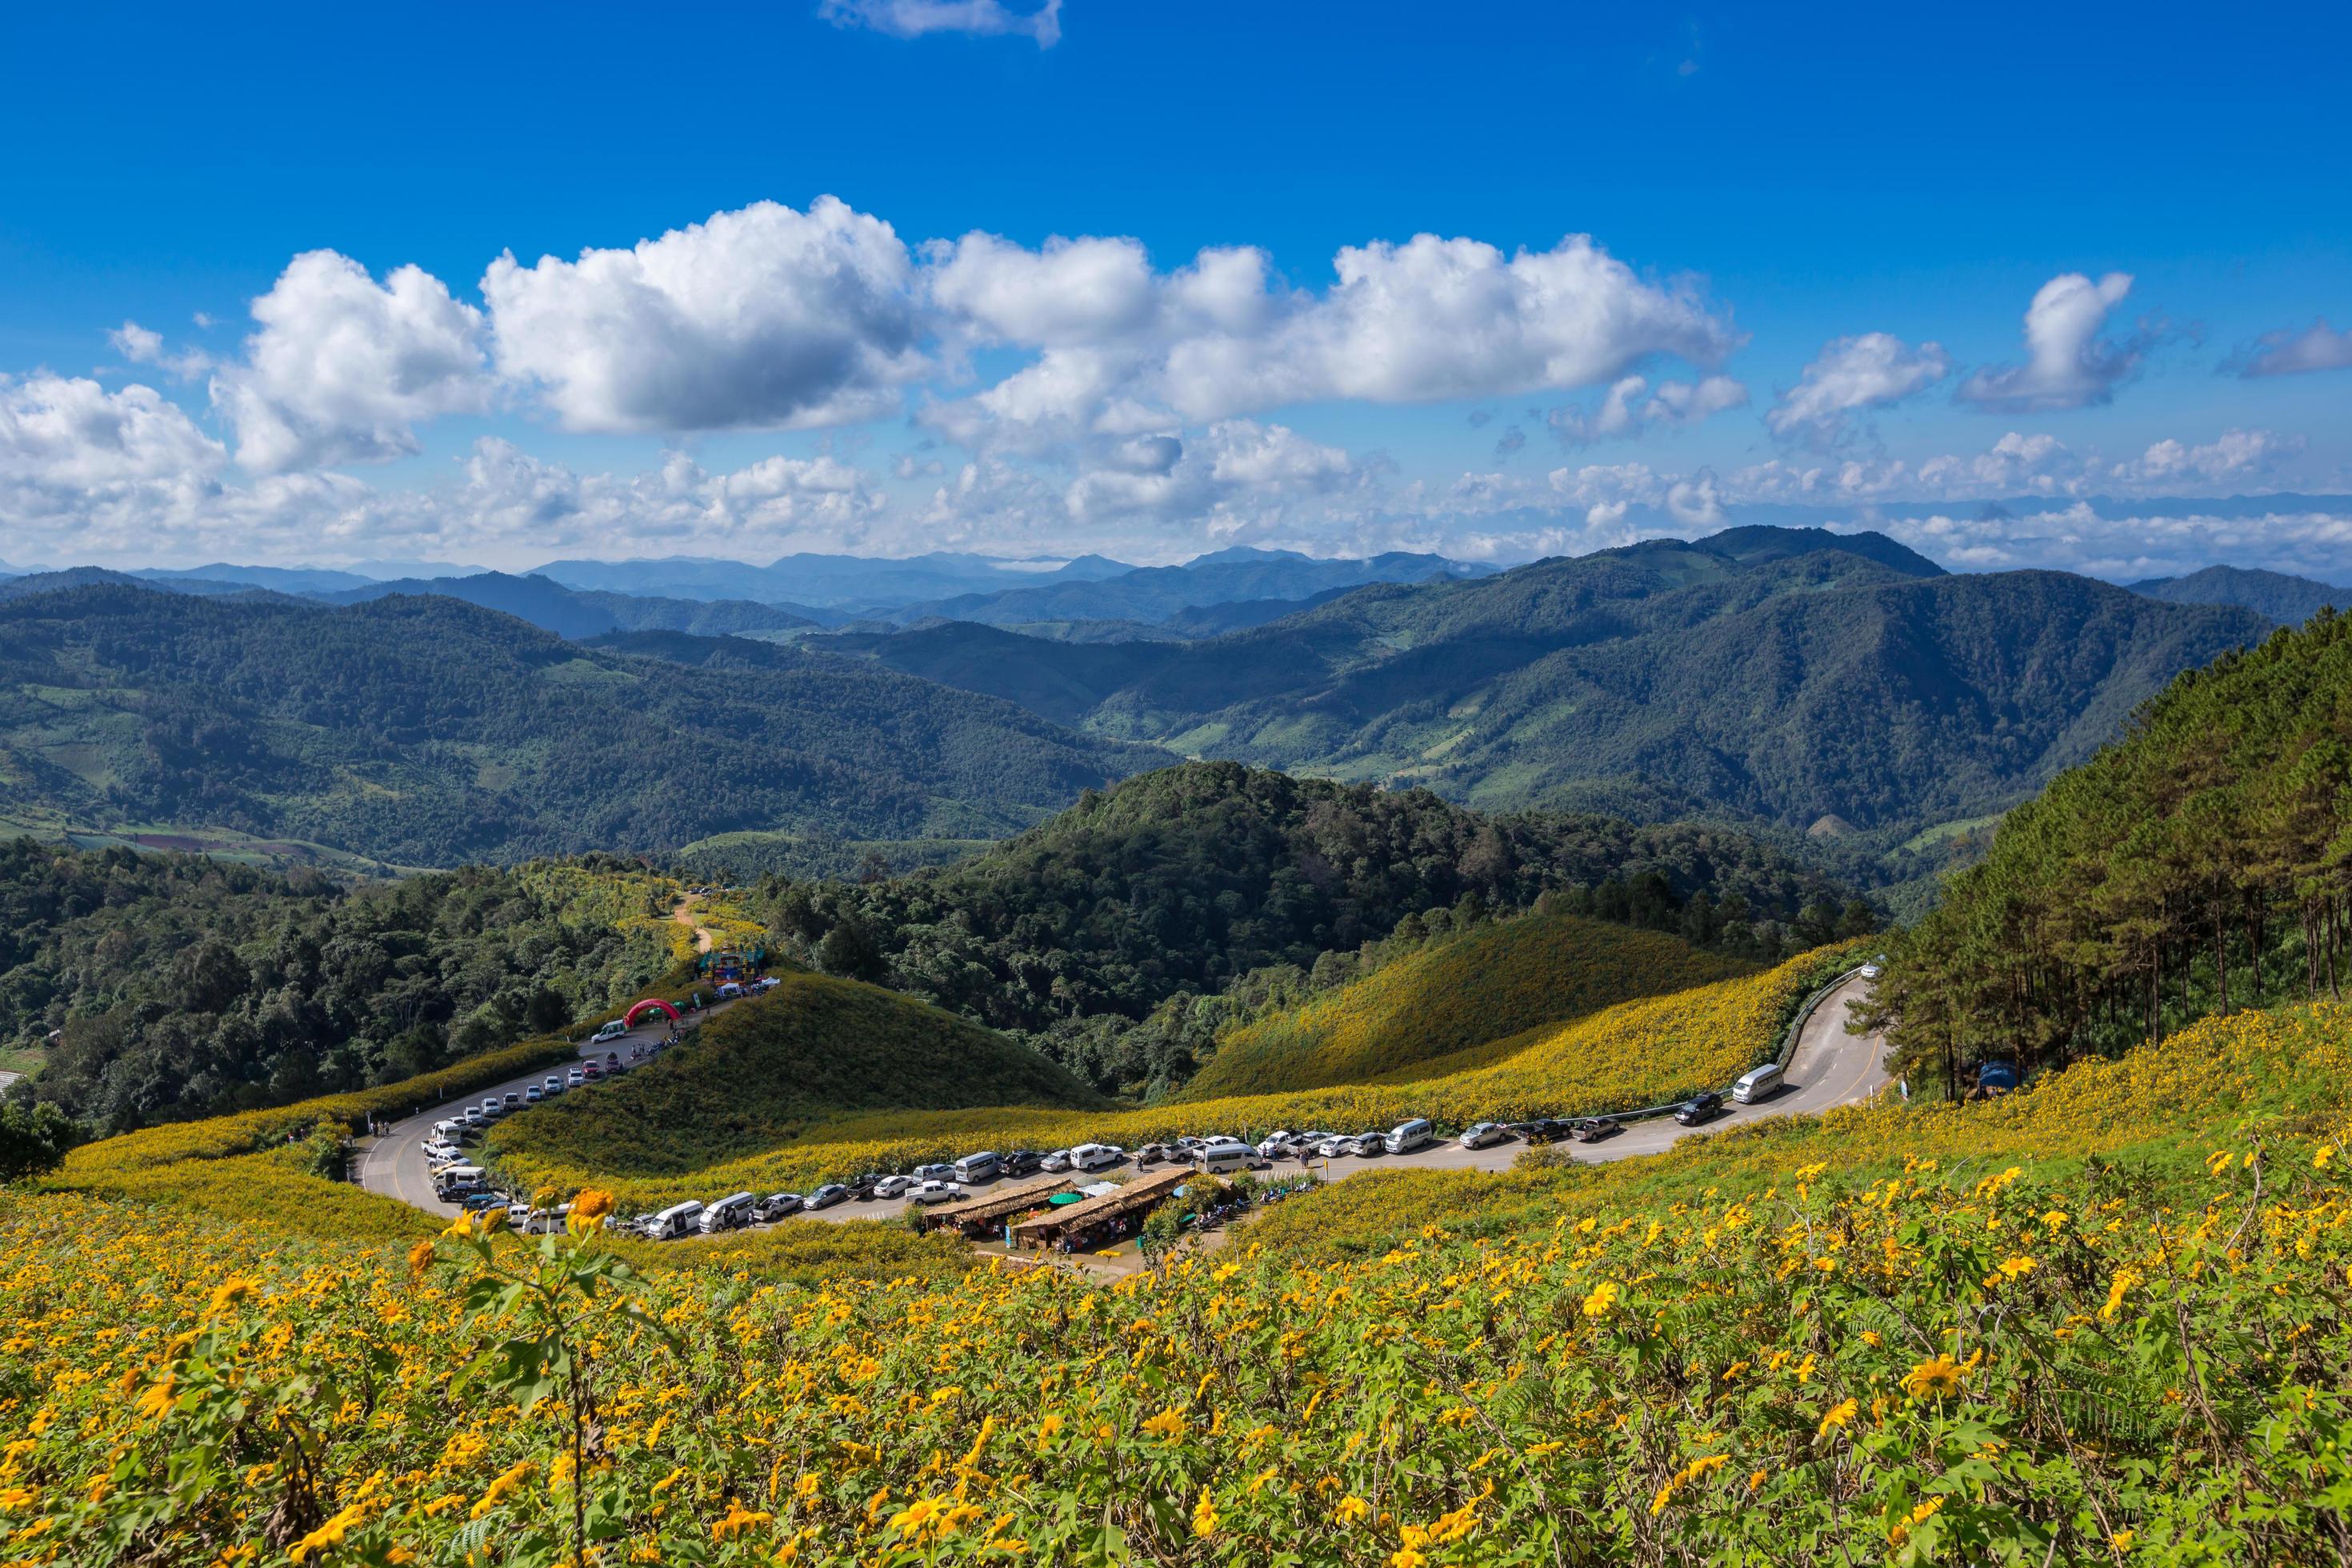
[358,972,1889,1226]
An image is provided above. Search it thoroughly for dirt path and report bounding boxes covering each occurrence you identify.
[674,892,715,954]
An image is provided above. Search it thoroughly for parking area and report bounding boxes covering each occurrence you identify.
[373,973,1890,1253]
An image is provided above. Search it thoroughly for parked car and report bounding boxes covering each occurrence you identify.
[433,1118,465,1138]
[566,1067,586,1087]
[502,1091,522,1110]
[1384,1118,1435,1155]
[646,1200,704,1240]
[1002,1150,1045,1177]
[462,1193,508,1214]
[1192,1139,1257,1174]
[524,1086,543,1104]
[1346,1132,1385,1157]
[1458,1122,1508,1150]
[1040,1150,1073,1174]
[755,1192,803,1222]
[542,1074,566,1095]
[1674,1091,1724,1126]
[1076,1143,1123,1170]
[874,1174,916,1199]
[1315,1133,1354,1158]
[911,1163,955,1184]
[1568,1115,1623,1142]
[605,1051,622,1069]
[850,1174,883,1200]
[1136,1142,1171,1166]
[1518,1118,1577,1145]
[805,1183,850,1210]
[700,1192,757,1234]
[908,1179,964,1205]
[952,1151,1001,1184]
[593,1019,628,1044]
[582,1062,602,1082]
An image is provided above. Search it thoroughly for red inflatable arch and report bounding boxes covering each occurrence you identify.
[623,998,681,1029]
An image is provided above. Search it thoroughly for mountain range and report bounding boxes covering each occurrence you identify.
[0,582,1163,866]
[2129,564,2346,626]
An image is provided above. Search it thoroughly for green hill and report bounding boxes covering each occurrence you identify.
[483,970,1105,1177]
[760,761,1862,1094]
[802,530,2263,879]
[1177,911,1756,1099]
[0,581,1165,866]
[1873,607,2352,1085]
[2129,563,2345,626]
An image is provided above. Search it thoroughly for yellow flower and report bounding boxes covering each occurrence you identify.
[2113,1529,2135,1553]
[1036,1414,1063,1444]
[441,1214,477,1240]
[1998,1255,2036,1280]
[406,1238,434,1279]
[1580,1280,1619,1318]
[1902,1355,1964,1401]
[1138,1408,1189,1444]
[205,1276,257,1320]
[1191,1486,1219,1539]
[134,1373,178,1421]
[2315,1146,2336,1170]
[710,1501,773,1541]
[289,1502,367,1562]
[470,1461,534,1520]
[570,1189,617,1237]
[1817,1398,1858,1438]
[1334,1494,1372,1525]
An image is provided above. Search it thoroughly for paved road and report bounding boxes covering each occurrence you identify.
[356,1002,726,1215]
[783,971,1887,1230]
[364,973,1886,1230]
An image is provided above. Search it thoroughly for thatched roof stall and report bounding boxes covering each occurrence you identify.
[1008,1168,1208,1249]
[917,1176,1078,1237]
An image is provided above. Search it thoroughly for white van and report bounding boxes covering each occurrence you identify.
[593,1019,629,1044]
[1070,1142,1119,1172]
[648,1200,704,1240]
[1383,1118,1434,1155]
[1192,1139,1257,1175]
[700,1192,756,1233]
[1732,1063,1785,1105]
[952,1151,1001,1185]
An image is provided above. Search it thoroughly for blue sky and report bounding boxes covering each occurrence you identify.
[2,0,2347,578]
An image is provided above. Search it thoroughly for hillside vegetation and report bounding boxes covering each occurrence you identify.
[0,581,1162,866]
[10,962,2352,1562]
[1871,609,2352,1088]
[808,530,2262,894]
[1178,911,1754,1099]
[761,761,1863,1095]
[486,971,1105,1178]
[0,843,685,1130]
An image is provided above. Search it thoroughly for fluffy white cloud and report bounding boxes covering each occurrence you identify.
[0,373,226,490]
[210,250,491,474]
[2117,428,2302,486]
[2230,318,2352,378]
[482,198,926,434]
[925,230,1738,450]
[1958,271,2145,412]
[1548,372,1746,443]
[1872,502,2352,582]
[818,0,1062,46]
[1062,419,1362,526]
[1766,331,1951,442]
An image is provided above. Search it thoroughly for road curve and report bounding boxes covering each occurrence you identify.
[360,974,1888,1228]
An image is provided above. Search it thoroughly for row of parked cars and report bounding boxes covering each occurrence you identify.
[425,1045,658,1204]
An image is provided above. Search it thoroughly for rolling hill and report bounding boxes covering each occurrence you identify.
[805,529,2266,869]
[482,970,1105,1177]
[886,546,1494,628]
[316,571,824,638]
[2129,563,2344,626]
[0,581,1166,867]
[1176,910,1756,1100]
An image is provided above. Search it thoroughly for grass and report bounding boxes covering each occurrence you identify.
[1179,912,1753,1099]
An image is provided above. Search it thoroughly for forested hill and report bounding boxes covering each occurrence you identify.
[316,571,822,638]
[0,582,1166,866]
[1868,610,2352,1087]
[2130,564,2344,626]
[0,843,683,1130]
[752,760,1866,1093]
[806,529,2264,871]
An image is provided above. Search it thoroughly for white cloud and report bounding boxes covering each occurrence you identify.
[2230,318,2352,378]
[1766,331,1950,443]
[1548,372,1747,443]
[482,198,926,434]
[1062,418,1362,526]
[2117,427,2302,486]
[1958,271,2145,412]
[207,250,491,474]
[0,373,226,489]
[926,230,1738,451]
[818,0,1062,46]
